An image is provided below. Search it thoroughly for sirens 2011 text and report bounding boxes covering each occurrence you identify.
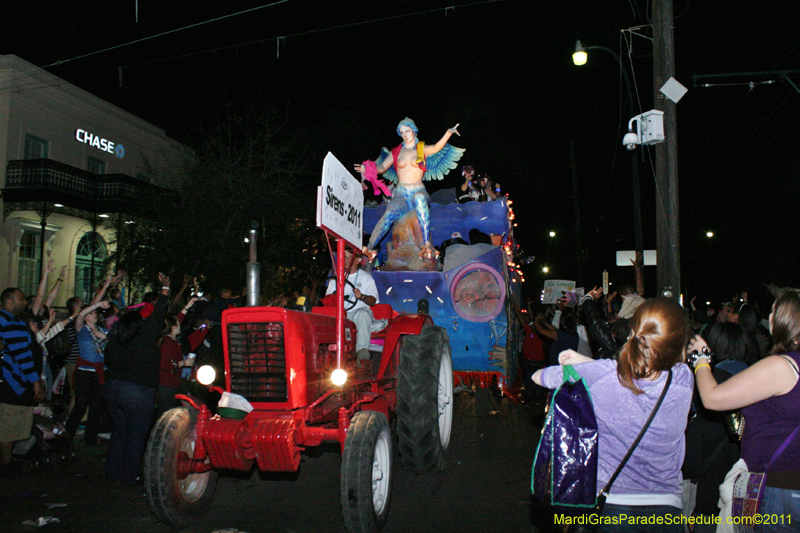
[325,185,361,228]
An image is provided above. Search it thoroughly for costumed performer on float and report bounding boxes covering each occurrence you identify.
[355,117,464,261]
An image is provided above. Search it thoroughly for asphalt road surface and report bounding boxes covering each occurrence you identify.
[1,391,558,533]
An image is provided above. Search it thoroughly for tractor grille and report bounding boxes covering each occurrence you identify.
[227,322,288,402]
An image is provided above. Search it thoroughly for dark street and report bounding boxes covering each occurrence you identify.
[1,392,555,533]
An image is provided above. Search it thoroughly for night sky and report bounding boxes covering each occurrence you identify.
[3,1,799,309]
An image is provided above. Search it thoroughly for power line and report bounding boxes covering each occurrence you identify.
[0,0,505,98]
[46,0,293,69]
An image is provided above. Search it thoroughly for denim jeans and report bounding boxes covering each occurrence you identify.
[103,378,155,485]
[600,503,684,533]
[753,486,800,533]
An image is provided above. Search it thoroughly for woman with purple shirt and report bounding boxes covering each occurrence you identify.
[534,296,693,532]
[691,290,800,532]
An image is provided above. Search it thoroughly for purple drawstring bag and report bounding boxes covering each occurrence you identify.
[532,365,598,512]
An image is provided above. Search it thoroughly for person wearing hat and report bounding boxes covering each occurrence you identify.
[439,231,469,263]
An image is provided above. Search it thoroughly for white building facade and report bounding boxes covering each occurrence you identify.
[0,54,191,306]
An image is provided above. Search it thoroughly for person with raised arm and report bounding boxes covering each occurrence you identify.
[64,299,111,445]
[534,297,693,530]
[690,289,800,526]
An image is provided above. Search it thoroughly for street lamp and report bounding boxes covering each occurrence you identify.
[706,231,714,238]
[572,41,588,66]
[549,231,556,237]
[573,40,643,256]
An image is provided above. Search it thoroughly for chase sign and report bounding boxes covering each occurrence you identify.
[75,129,125,158]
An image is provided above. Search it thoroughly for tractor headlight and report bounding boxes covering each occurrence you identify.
[197,365,217,385]
[331,368,348,387]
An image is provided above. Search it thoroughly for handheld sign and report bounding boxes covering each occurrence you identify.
[317,152,364,249]
[542,279,576,305]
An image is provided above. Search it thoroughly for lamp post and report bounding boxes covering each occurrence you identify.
[573,40,644,256]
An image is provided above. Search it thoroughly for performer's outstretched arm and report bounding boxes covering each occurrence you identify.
[425,123,460,156]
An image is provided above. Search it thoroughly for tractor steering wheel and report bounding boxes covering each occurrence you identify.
[325,276,360,311]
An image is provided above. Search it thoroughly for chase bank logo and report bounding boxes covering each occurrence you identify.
[75,128,125,159]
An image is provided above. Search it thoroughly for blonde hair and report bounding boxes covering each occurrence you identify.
[616,297,690,394]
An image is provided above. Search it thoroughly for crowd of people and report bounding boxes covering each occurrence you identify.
[2,240,797,531]
[0,263,238,485]
[525,258,798,532]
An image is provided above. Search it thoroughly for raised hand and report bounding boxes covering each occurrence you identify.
[631,250,643,269]
[587,286,604,300]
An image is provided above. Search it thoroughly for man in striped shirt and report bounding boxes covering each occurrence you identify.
[0,288,44,471]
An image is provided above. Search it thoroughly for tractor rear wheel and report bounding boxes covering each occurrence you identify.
[144,407,217,525]
[396,324,453,472]
[341,410,393,533]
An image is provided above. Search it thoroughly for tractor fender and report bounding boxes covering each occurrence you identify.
[381,313,431,356]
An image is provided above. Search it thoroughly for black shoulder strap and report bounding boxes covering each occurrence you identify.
[598,369,673,502]
[780,355,799,376]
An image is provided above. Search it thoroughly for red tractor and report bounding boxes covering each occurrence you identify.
[143,158,453,533]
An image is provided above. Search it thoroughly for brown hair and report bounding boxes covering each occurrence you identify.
[158,315,179,346]
[616,297,690,394]
[769,290,800,355]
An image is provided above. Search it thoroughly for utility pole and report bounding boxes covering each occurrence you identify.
[569,140,585,286]
[652,0,680,299]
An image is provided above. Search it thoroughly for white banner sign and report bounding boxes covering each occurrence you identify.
[316,152,363,249]
[542,279,576,305]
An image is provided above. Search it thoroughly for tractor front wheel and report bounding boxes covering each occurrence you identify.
[341,410,393,533]
[144,407,217,525]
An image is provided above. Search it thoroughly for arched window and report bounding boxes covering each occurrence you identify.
[75,232,107,302]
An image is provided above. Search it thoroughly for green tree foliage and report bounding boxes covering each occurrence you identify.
[110,109,329,300]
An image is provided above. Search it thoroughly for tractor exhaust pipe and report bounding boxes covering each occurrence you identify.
[246,222,260,307]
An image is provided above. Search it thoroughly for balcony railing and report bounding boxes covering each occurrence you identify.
[3,159,173,215]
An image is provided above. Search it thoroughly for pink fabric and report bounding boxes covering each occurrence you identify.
[362,160,392,197]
